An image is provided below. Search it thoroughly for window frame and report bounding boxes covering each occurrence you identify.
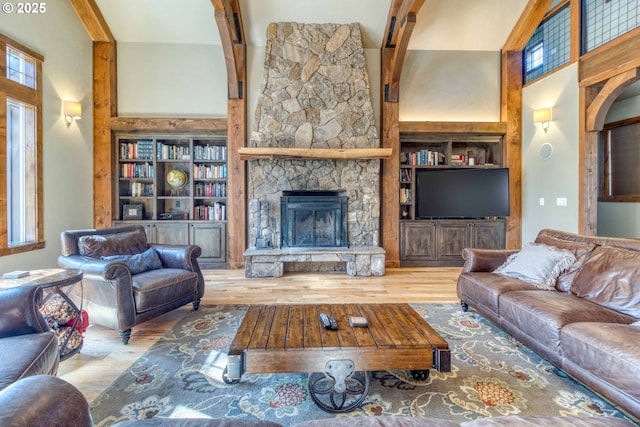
[599,116,640,203]
[0,33,44,256]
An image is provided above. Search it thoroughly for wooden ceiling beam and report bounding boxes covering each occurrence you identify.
[383,0,425,102]
[503,0,553,52]
[69,0,114,43]
[212,0,246,99]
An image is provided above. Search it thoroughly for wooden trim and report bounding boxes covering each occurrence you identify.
[569,0,580,63]
[579,85,599,236]
[110,117,228,133]
[585,68,640,132]
[69,0,114,42]
[0,34,44,62]
[92,41,117,228]
[500,50,523,249]
[238,147,392,161]
[400,121,507,134]
[382,0,425,102]
[212,0,245,99]
[503,0,554,51]
[227,98,246,269]
[579,27,640,87]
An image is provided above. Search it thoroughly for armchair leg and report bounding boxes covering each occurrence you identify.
[119,329,132,345]
[460,301,469,312]
[192,299,201,311]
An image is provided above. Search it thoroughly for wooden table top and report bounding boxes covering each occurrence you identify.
[0,268,83,289]
[229,303,449,374]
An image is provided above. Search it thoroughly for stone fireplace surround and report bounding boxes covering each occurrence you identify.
[244,22,385,277]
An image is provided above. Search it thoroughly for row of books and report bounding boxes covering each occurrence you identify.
[120,140,154,160]
[129,182,154,197]
[121,163,154,178]
[400,168,413,182]
[195,182,227,198]
[194,164,227,179]
[400,188,412,204]
[193,145,227,161]
[403,150,444,166]
[157,143,190,160]
[194,202,227,221]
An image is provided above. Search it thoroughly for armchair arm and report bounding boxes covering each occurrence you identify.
[0,285,50,338]
[150,244,201,270]
[461,248,518,273]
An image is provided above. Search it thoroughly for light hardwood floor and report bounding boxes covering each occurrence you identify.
[58,267,462,402]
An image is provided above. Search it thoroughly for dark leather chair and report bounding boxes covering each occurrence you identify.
[0,285,60,391]
[58,225,204,344]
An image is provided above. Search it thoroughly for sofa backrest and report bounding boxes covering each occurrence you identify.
[60,225,148,258]
[535,229,640,318]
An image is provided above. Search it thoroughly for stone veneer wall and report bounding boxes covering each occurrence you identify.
[248,22,381,251]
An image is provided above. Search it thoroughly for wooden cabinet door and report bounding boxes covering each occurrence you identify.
[470,220,505,249]
[436,221,469,261]
[400,221,437,262]
[149,222,189,245]
[190,222,227,267]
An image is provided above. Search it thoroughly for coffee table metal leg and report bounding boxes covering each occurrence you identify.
[308,360,370,413]
[223,354,242,384]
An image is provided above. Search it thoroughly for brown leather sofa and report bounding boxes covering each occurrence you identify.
[58,225,204,344]
[0,285,59,391]
[457,228,640,421]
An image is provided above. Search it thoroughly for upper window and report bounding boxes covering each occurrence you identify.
[583,0,640,53]
[0,34,44,256]
[523,4,571,84]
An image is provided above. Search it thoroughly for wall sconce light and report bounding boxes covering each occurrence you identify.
[62,101,82,128]
[533,107,552,133]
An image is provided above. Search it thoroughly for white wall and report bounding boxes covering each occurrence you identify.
[597,93,640,238]
[0,3,94,271]
[117,42,228,117]
[521,64,580,243]
[399,50,501,121]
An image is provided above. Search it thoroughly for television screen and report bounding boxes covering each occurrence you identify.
[415,168,510,219]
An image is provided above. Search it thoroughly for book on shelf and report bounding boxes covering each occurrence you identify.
[194,144,227,161]
[400,188,412,204]
[403,150,444,166]
[400,168,413,182]
[450,154,466,165]
[120,140,153,160]
[194,202,227,221]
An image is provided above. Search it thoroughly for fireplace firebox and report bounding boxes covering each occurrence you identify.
[280,190,348,248]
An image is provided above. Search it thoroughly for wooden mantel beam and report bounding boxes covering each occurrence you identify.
[383,0,425,103]
[212,0,246,100]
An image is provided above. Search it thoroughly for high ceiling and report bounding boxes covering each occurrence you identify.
[93,0,529,50]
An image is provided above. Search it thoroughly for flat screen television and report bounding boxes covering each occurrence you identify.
[415,168,510,219]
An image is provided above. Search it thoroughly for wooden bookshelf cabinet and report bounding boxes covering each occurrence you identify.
[113,134,228,268]
[399,132,506,266]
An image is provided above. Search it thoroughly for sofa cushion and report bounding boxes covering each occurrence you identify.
[132,269,198,312]
[571,245,640,318]
[78,230,148,258]
[457,272,538,315]
[499,291,633,353]
[534,234,597,292]
[494,243,575,289]
[102,247,163,275]
[561,322,640,403]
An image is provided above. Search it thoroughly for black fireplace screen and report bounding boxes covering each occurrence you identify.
[280,190,348,248]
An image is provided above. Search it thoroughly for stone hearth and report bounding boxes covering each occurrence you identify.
[246,22,384,275]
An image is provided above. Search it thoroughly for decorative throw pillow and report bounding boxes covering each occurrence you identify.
[102,247,163,275]
[494,242,576,290]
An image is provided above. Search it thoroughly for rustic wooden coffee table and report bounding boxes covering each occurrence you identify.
[224,303,450,412]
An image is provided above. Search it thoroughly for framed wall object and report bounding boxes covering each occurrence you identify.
[123,204,143,220]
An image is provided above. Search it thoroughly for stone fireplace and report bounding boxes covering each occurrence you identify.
[245,22,385,276]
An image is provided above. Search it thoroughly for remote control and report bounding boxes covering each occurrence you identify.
[319,312,338,330]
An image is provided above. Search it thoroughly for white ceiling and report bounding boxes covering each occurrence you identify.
[94,0,529,50]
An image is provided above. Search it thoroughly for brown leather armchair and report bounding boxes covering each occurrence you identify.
[0,285,60,391]
[58,225,204,344]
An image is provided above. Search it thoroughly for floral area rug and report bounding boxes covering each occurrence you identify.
[90,303,635,426]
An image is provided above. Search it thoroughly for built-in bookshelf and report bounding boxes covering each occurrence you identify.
[115,135,228,222]
[399,133,506,266]
[114,134,228,268]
